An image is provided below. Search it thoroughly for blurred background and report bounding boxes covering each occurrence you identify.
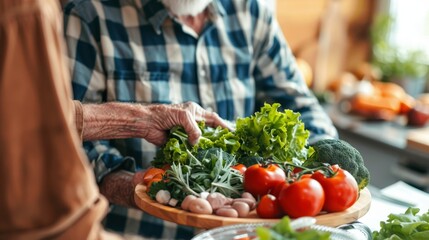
[273,0,429,192]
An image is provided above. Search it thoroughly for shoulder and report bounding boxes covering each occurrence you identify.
[217,0,272,16]
[64,0,95,22]
[63,0,121,22]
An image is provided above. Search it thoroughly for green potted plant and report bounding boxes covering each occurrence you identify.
[370,14,429,97]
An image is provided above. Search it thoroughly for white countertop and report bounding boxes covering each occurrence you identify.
[359,181,429,232]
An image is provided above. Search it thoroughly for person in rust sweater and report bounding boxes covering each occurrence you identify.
[0,0,228,238]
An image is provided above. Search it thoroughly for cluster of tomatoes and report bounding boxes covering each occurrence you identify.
[235,163,359,219]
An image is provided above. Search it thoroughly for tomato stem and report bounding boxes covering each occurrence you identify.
[281,162,338,180]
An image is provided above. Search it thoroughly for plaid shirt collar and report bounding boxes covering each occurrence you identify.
[138,0,226,34]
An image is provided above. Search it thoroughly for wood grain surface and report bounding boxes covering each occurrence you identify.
[134,184,371,229]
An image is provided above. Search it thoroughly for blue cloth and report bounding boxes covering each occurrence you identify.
[64,0,338,238]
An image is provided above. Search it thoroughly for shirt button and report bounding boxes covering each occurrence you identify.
[200,70,206,77]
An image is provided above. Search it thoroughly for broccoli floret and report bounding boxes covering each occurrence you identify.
[303,139,370,190]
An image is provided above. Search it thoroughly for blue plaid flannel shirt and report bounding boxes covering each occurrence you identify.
[64,0,338,239]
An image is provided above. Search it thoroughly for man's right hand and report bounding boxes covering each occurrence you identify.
[81,101,230,144]
[141,102,230,146]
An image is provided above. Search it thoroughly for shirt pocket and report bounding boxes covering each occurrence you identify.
[107,70,181,104]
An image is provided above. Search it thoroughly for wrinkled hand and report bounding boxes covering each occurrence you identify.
[142,102,230,146]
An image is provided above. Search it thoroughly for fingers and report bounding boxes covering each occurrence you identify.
[146,102,231,146]
[200,110,233,130]
[178,102,228,128]
[180,111,202,145]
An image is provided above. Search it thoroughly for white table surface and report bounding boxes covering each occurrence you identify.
[359,181,429,232]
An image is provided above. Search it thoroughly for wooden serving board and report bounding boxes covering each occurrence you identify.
[134,184,371,229]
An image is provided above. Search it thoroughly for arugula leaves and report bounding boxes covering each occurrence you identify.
[148,148,244,201]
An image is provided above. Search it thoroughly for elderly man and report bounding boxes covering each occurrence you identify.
[0,0,227,239]
[64,0,338,238]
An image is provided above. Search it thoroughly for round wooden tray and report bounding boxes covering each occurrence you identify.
[134,184,371,229]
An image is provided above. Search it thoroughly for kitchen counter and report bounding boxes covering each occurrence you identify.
[407,128,429,154]
[360,181,429,232]
[324,104,429,191]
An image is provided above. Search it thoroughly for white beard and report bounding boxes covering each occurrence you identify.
[161,0,213,16]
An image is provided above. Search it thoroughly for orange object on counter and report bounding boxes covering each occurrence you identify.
[349,80,417,120]
[372,81,416,115]
[351,94,401,114]
[372,81,406,100]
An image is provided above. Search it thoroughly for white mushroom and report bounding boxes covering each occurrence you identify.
[168,198,178,207]
[200,191,210,199]
[155,190,171,205]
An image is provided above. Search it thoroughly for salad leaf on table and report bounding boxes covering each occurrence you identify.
[372,207,429,240]
[256,216,331,240]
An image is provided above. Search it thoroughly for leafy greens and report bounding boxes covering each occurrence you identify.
[235,103,312,163]
[256,216,331,240]
[152,103,313,168]
[152,121,240,167]
[372,207,429,240]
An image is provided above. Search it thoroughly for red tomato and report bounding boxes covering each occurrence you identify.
[278,178,325,218]
[298,173,313,179]
[244,164,286,197]
[311,165,359,212]
[270,181,288,199]
[292,167,303,174]
[231,164,247,174]
[256,194,283,219]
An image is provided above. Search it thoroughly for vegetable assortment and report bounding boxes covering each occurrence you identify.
[142,103,369,220]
